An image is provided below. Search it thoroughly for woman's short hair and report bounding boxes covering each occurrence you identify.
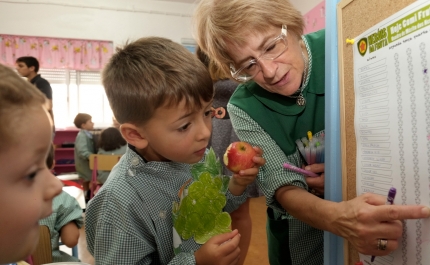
[193,0,304,78]
[98,127,126,152]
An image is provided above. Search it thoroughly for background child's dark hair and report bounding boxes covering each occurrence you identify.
[74,113,92,129]
[46,143,55,169]
[16,56,40,73]
[98,127,126,151]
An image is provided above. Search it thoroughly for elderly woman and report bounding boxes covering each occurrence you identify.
[193,0,430,264]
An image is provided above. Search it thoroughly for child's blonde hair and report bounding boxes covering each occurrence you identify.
[0,64,46,151]
[102,37,214,126]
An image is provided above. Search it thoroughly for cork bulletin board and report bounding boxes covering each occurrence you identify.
[336,0,416,264]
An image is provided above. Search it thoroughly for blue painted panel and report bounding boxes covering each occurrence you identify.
[324,0,344,265]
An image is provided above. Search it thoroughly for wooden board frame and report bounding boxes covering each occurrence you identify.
[336,0,416,264]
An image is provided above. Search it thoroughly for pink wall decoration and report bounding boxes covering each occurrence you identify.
[0,34,113,71]
[303,1,326,35]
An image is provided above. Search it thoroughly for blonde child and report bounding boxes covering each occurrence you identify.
[0,64,62,264]
[85,37,266,264]
[73,113,95,197]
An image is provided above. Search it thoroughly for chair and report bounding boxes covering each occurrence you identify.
[30,225,52,265]
[89,154,121,198]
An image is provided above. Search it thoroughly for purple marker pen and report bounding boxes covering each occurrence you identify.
[386,187,397,205]
[283,163,320,177]
[371,187,396,262]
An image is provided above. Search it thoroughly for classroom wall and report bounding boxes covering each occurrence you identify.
[303,1,326,34]
[0,0,195,46]
[292,0,324,14]
[0,0,323,47]
[0,0,321,46]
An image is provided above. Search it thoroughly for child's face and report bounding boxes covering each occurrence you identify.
[82,119,94,130]
[0,106,63,263]
[139,98,213,164]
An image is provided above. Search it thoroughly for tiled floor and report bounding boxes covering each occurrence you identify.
[77,196,268,265]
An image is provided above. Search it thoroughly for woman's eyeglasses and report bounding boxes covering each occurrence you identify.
[230,24,288,82]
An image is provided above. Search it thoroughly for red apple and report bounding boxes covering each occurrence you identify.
[223,141,256,173]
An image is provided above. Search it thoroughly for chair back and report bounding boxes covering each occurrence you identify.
[89,154,122,171]
[31,225,52,265]
[89,154,121,198]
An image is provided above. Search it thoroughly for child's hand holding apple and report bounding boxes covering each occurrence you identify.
[223,141,265,195]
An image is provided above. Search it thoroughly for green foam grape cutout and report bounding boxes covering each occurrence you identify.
[173,148,231,244]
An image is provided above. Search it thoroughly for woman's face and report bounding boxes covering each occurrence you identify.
[227,25,305,96]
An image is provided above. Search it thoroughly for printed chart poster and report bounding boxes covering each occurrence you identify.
[353,1,430,265]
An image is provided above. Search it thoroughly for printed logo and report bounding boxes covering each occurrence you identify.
[357,38,368,56]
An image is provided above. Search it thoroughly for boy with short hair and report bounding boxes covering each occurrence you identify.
[0,63,63,264]
[73,113,95,196]
[85,37,265,264]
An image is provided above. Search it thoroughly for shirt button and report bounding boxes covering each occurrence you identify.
[159,210,167,219]
[128,168,136,177]
[131,157,139,166]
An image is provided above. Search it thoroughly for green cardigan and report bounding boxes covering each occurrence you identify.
[228,29,326,265]
[74,130,95,181]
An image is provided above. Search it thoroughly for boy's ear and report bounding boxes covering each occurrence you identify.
[120,123,148,149]
[29,65,36,73]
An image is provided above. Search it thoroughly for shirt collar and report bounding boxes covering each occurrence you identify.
[29,74,41,84]
[83,130,93,139]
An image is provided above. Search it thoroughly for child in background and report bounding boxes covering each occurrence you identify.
[39,144,84,262]
[97,127,127,183]
[73,113,95,198]
[85,37,266,264]
[0,64,62,264]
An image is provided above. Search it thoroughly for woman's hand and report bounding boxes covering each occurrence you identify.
[276,186,430,256]
[232,146,265,186]
[332,193,430,255]
[229,146,265,196]
[304,163,324,196]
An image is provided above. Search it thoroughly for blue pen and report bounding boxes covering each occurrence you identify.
[371,187,397,262]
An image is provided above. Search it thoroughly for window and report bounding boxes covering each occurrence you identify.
[40,69,113,129]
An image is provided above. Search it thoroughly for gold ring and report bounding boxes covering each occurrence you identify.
[377,239,388,251]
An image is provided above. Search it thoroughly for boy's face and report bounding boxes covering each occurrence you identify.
[82,119,94,131]
[0,106,62,263]
[138,98,213,164]
[15,62,33,78]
